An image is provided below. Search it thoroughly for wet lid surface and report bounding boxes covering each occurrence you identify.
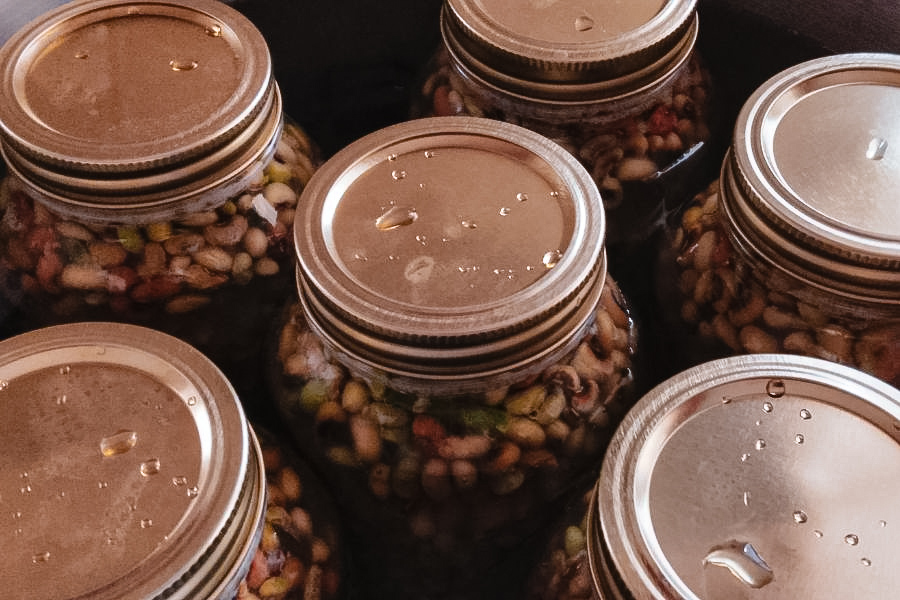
[725,53,900,297]
[597,354,900,598]
[294,117,606,391]
[0,323,253,600]
[442,0,697,99]
[0,0,280,217]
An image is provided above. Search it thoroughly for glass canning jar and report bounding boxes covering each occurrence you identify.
[0,0,319,394]
[0,322,267,600]
[657,53,900,387]
[589,354,900,598]
[243,425,344,600]
[412,0,720,262]
[269,117,640,599]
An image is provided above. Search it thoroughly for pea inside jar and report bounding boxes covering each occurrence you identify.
[269,117,640,599]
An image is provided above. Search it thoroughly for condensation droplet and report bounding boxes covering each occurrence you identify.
[13,510,22,519]
[703,541,774,589]
[722,397,733,405]
[549,191,560,199]
[814,530,824,539]
[793,510,808,524]
[499,207,511,216]
[140,458,161,477]
[187,485,200,498]
[743,491,751,507]
[140,519,153,529]
[74,51,89,59]
[416,235,428,246]
[762,401,774,413]
[516,192,529,202]
[461,219,477,229]
[866,137,888,160]
[755,439,766,450]
[800,408,812,420]
[59,366,71,375]
[186,396,197,406]
[98,481,109,489]
[172,476,188,487]
[844,533,859,546]
[542,249,562,268]
[766,379,786,398]
[574,15,595,32]
[169,59,199,71]
[740,453,750,463]
[879,520,887,528]
[424,150,436,158]
[32,551,51,564]
[0,380,8,391]
[391,169,407,180]
[861,557,872,567]
[794,433,805,445]
[376,205,418,230]
[100,430,138,457]
[387,153,398,161]
[353,251,369,262]
[56,394,67,406]
[205,23,223,37]
[20,485,32,494]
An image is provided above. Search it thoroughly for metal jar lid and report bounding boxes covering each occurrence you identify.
[0,322,266,600]
[722,53,900,303]
[294,116,607,395]
[0,0,282,225]
[590,353,900,599]
[441,0,698,101]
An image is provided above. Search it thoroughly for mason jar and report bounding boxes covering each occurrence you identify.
[243,425,344,600]
[0,322,267,600]
[412,0,720,263]
[657,53,900,386]
[269,117,640,599]
[0,0,319,396]
[589,353,900,598]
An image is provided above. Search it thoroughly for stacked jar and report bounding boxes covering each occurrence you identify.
[269,117,640,599]
[525,354,900,599]
[657,53,900,386]
[0,0,320,400]
[412,0,720,280]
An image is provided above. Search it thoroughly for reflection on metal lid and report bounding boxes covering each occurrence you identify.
[0,322,264,600]
[294,117,606,394]
[723,53,900,299]
[592,353,900,599]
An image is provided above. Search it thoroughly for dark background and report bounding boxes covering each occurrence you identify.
[3,0,898,157]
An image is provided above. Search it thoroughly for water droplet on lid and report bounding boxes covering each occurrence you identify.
[844,533,859,546]
[353,251,369,262]
[187,485,200,498]
[205,23,223,37]
[722,397,733,405]
[55,394,67,406]
[172,476,188,487]
[169,59,198,72]
[20,485,32,494]
[740,453,750,463]
[574,15,595,32]
[140,458,161,477]
[866,137,888,160]
[376,205,418,230]
[100,430,138,456]
[387,153,398,161]
[416,235,428,246]
[424,150,436,158]
[98,481,109,489]
[499,207,511,216]
[793,510,808,524]
[32,551,51,564]
[391,169,407,180]
[762,401,774,413]
[461,219,477,229]
[800,408,812,420]
[743,491,751,507]
[861,557,872,567]
[74,51,88,59]
[755,439,766,450]
[813,530,824,539]
[0,380,9,391]
[794,433,805,445]
[549,191,560,199]
[516,192,529,202]
[13,510,22,519]
[703,541,774,589]
[879,520,887,528]
[186,396,197,406]
[59,366,71,375]
[140,519,153,529]
[766,379,786,398]
[542,250,562,268]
